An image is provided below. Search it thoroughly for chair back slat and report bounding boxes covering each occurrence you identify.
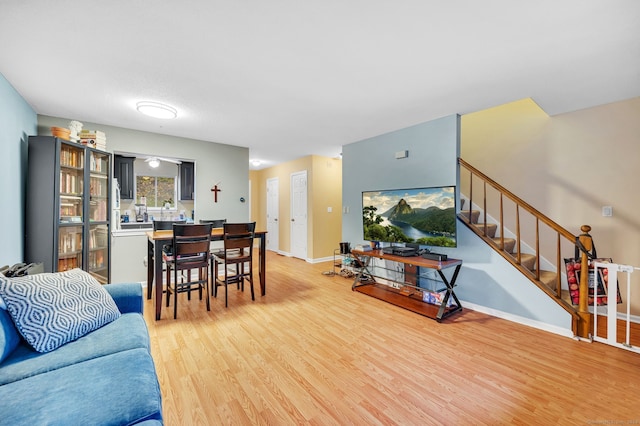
[199,219,227,228]
[224,222,256,235]
[174,223,211,239]
[225,236,253,251]
[154,220,186,231]
[175,240,211,256]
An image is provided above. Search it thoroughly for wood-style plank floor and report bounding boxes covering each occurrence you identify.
[143,251,640,425]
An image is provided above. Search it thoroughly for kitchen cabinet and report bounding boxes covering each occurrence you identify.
[114,154,135,199]
[25,136,112,283]
[179,161,195,201]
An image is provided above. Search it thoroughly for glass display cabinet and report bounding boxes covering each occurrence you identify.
[25,136,112,283]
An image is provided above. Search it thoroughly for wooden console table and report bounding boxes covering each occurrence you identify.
[351,249,462,321]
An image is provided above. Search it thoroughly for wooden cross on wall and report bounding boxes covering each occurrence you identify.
[211,184,221,202]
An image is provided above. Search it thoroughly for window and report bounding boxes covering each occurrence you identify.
[136,176,176,209]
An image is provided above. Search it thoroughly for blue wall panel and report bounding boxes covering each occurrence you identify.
[0,73,37,265]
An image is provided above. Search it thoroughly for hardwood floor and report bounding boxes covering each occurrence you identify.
[143,251,640,425]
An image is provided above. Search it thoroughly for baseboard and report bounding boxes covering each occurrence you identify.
[274,251,332,264]
[309,256,333,264]
[591,307,640,324]
[460,299,575,339]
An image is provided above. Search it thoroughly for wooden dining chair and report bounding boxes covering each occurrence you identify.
[212,222,256,307]
[164,223,212,319]
[146,220,187,299]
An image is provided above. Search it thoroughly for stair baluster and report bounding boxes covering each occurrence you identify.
[459,158,593,338]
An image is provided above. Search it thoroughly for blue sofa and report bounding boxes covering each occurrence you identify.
[0,282,163,425]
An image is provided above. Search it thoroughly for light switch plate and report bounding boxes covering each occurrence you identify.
[602,206,613,217]
[395,150,408,159]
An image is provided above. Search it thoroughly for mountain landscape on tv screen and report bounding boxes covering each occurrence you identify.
[383,199,456,236]
[362,188,456,247]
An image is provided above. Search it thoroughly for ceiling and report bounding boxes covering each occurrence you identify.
[1,1,638,169]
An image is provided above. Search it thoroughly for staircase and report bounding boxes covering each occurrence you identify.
[458,158,584,336]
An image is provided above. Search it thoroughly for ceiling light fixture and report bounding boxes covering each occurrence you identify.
[136,101,177,119]
[148,157,160,168]
[251,160,262,167]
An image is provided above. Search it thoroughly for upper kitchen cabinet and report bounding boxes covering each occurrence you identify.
[25,136,112,283]
[179,161,195,201]
[114,154,135,199]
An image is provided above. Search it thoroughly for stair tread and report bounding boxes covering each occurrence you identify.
[491,237,516,253]
[538,270,557,288]
[469,222,497,238]
[458,197,579,322]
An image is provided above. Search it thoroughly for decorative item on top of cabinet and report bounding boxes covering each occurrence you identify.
[114,154,135,199]
[179,161,195,201]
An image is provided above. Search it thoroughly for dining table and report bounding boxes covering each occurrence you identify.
[146,228,267,320]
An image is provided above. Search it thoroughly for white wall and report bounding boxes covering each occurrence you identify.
[37,116,249,223]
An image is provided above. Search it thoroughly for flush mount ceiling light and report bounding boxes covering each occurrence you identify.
[251,159,262,167]
[136,101,177,119]
[143,156,181,168]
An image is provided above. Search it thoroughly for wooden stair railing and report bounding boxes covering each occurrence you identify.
[458,158,591,337]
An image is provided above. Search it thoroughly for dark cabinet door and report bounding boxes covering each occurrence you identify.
[179,161,195,200]
[114,155,135,199]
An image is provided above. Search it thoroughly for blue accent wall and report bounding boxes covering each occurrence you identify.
[342,114,460,245]
[0,73,37,265]
[341,113,571,331]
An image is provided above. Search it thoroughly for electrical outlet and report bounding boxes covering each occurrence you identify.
[602,206,613,217]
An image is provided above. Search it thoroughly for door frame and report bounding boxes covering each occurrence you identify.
[266,177,279,252]
[290,170,308,260]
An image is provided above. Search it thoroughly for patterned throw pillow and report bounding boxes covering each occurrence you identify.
[0,269,121,353]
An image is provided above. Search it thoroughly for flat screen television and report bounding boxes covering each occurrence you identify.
[362,186,457,248]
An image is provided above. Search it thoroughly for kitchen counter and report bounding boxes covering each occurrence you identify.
[114,218,194,234]
[120,221,154,229]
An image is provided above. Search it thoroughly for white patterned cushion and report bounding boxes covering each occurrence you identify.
[0,270,5,309]
[0,269,121,353]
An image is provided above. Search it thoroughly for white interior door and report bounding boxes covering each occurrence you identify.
[266,177,279,252]
[290,171,308,260]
